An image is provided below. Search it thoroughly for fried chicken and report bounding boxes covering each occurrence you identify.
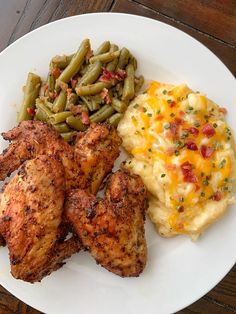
[0,155,80,283]
[0,121,121,193]
[64,169,148,277]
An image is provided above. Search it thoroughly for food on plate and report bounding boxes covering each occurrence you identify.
[64,169,147,277]
[0,155,80,283]
[0,120,121,193]
[17,39,144,138]
[118,81,236,239]
[0,121,147,282]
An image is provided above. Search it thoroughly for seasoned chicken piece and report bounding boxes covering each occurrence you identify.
[64,169,148,277]
[0,155,80,283]
[74,122,122,194]
[0,121,121,193]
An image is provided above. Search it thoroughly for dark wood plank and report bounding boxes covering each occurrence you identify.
[1,0,113,52]
[136,0,236,46]
[111,0,236,76]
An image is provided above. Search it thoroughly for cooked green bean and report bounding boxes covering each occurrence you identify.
[53,122,71,133]
[106,44,119,71]
[77,61,102,86]
[118,83,123,98]
[34,108,48,122]
[35,99,53,118]
[76,81,112,96]
[60,131,77,142]
[66,115,87,131]
[90,105,115,123]
[81,96,101,111]
[50,54,74,69]
[80,104,89,113]
[79,64,89,76]
[94,41,111,55]
[56,39,90,88]
[66,93,78,110]
[122,64,135,101]
[52,90,67,113]
[129,55,137,70]
[44,100,54,110]
[45,72,55,98]
[50,111,73,124]
[89,50,120,64]
[117,48,130,70]
[111,98,127,113]
[107,113,123,127]
[135,75,144,93]
[18,72,42,122]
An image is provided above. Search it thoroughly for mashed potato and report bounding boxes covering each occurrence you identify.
[118,81,236,240]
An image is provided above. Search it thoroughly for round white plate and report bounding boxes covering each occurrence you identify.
[0,13,235,314]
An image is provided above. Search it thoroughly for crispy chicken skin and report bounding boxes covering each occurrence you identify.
[0,155,80,283]
[64,169,148,277]
[0,121,121,194]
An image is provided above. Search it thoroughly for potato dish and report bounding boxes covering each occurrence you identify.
[118,81,236,240]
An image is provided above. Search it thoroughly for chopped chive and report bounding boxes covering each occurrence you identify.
[201,172,205,177]
[194,121,200,127]
[147,113,152,117]
[170,113,175,117]
[175,150,180,156]
[133,103,139,109]
[167,99,172,104]
[143,107,147,112]
[213,123,218,128]
[179,196,184,202]
[164,123,170,129]
[148,148,152,152]
[141,127,145,130]
[161,173,166,178]
[219,159,226,168]
[156,109,161,114]
[203,179,209,186]
[201,192,205,197]
[162,89,167,95]
[180,131,189,139]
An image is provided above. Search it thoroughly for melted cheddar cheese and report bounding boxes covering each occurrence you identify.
[118,81,236,239]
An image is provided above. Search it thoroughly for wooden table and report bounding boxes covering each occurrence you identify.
[0,1,235,313]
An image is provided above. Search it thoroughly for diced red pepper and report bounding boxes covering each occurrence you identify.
[202,123,215,138]
[200,145,213,159]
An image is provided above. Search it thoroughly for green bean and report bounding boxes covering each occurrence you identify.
[106,44,119,71]
[111,98,127,113]
[18,72,42,122]
[52,90,67,113]
[135,75,144,93]
[107,113,123,127]
[76,81,112,96]
[89,50,120,64]
[117,48,130,70]
[45,72,55,98]
[129,55,138,70]
[61,131,77,142]
[35,99,53,118]
[90,105,115,123]
[81,96,101,111]
[44,100,54,110]
[50,54,74,69]
[34,108,48,122]
[94,41,111,55]
[118,83,123,98]
[66,116,87,131]
[79,64,89,76]
[53,122,71,133]
[77,61,102,87]
[122,64,135,101]
[56,39,90,87]
[80,104,89,113]
[66,93,78,110]
[50,111,73,124]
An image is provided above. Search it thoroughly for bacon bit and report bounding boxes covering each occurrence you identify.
[195,184,200,191]
[186,140,198,151]
[51,67,61,78]
[100,88,112,104]
[49,91,57,100]
[81,111,90,125]
[115,68,126,80]
[181,161,198,183]
[155,114,164,121]
[179,110,185,117]
[68,104,83,114]
[200,145,213,159]
[70,79,77,89]
[169,101,176,108]
[166,147,175,157]
[166,162,177,170]
[202,123,216,138]
[178,206,184,213]
[219,107,227,114]
[85,49,93,63]
[169,118,182,136]
[56,79,68,91]
[213,191,222,201]
[67,88,73,96]
[26,107,35,117]
[99,67,126,83]
[187,127,199,135]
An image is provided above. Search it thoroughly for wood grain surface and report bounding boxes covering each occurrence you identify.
[0,0,235,313]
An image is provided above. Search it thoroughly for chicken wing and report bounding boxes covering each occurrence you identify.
[0,155,80,283]
[64,169,148,277]
[0,121,121,194]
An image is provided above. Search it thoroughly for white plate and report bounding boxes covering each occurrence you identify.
[0,13,235,314]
